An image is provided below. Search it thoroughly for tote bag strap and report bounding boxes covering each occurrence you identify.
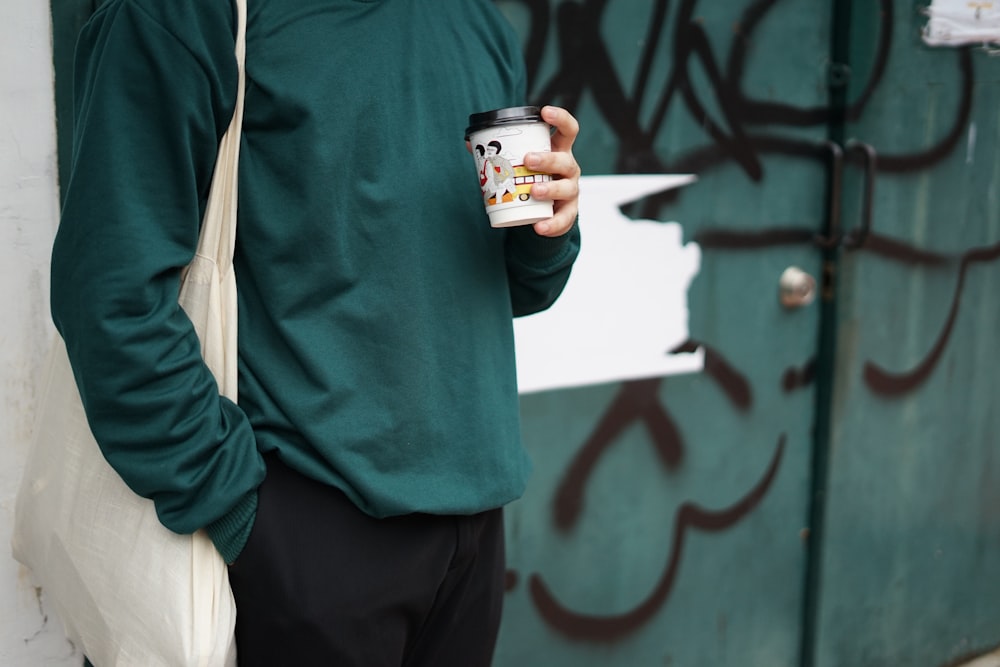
[196,0,247,271]
[178,0,246,401]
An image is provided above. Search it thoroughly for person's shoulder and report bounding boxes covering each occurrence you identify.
[86,0,239,74]
[99,0,237,46]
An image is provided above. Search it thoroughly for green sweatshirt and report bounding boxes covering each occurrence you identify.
[51,0,580,563]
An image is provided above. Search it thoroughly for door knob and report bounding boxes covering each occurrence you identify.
[779,266,816,308]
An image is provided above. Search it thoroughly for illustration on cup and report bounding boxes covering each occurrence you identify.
[475,139,552,207]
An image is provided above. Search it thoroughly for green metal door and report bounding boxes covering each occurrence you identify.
[808,2,1000,665]
[494,1,1000,666]
[495,1,835,665]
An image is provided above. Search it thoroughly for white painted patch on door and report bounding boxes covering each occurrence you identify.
[514,174,703,394]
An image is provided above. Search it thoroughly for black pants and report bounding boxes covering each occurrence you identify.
[227,455,506,667]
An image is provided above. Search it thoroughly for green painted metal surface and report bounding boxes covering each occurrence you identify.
[497,0,1000,665]
[495,1,831,664]
[811,2,1000,665]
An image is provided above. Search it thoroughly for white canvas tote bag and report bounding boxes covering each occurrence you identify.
[12,0,247,664]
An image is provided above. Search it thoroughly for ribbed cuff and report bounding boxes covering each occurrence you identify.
[205,489,258,565]
[506,222,579,267]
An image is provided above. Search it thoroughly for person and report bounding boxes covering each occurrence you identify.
[50,0,581,665]
[476,143,490,190]
[483,140,517,205]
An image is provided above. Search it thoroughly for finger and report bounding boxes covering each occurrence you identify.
[524,150,580,181]
[532,199,579,237]
[541,105,579,153]
[532,211,577,238]
[529,175,579,203]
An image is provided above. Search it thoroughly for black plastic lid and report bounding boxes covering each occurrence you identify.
[465,106,543,139]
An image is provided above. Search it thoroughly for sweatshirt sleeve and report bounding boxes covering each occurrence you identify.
[504,223,581,317]
[498,24,581,317]
[50,0,264,563]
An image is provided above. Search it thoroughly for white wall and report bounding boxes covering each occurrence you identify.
[1,1,82,664]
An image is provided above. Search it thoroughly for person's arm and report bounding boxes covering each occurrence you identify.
[50,0,264,564]
[505,105,582,316]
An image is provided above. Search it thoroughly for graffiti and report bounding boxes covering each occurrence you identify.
[523,354,777,640]
[508,0,972,180]
[530,435,786,641]
[863,239,1000,395]
[672,340,752,410]
[551,377,684,533]
[497,0,1000,649]
[497,0,985,410]
[510,0,988,399]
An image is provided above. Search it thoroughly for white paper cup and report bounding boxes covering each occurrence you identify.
[466,106,554,228]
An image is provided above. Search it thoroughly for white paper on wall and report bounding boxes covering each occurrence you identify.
[923,0,1000,47]
[514,174,704,394]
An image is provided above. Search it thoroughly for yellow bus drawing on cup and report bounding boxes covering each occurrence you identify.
[485,164,553,206]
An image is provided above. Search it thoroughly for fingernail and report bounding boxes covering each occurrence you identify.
[525,153,539,168]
